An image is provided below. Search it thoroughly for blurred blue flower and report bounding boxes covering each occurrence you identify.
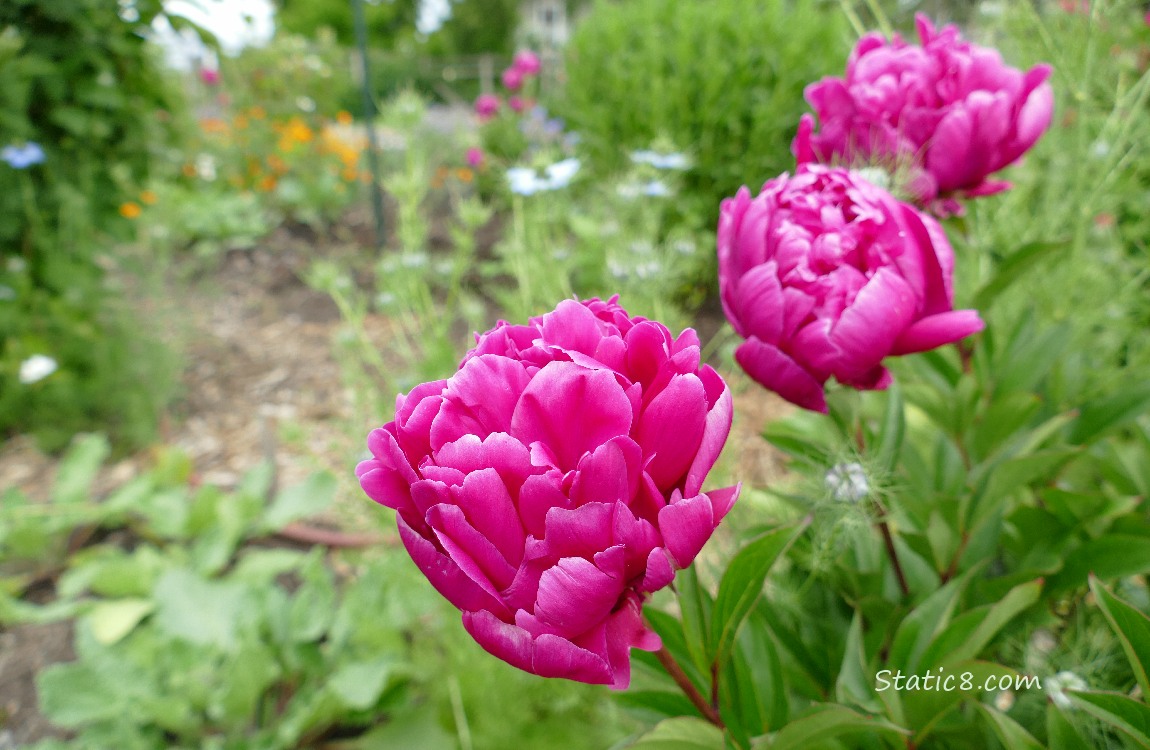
[544,158,580,188]
[2,142,45,169]
[507,158,581,196]
[543,117,565,136]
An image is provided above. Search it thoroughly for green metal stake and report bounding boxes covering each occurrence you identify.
[352,0,387,249]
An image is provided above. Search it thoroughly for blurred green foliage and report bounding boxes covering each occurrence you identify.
[0,0,188,450]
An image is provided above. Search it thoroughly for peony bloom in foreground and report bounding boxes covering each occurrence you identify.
[718,164,984,412]
[357,298,738,688]
[794,14,1053,211]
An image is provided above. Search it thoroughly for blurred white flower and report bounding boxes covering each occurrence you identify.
[0,285,15,301]
[630,150,690,170]
[1044,671,1087,709]
[507,167,543,196]
[19,354,58,384]
[195,153,217,181]
[825,462,869,503]
[508,158,581,196]
[643,179,671,197]
[296,96,316,113]
[545,158,580,188]
[994,690,1015,712]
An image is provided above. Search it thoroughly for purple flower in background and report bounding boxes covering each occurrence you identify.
[475,94,501,121]
[794,14,1054,212]
[357,298,738,688]
[718,164,984,412]
[2,142,45,169]
[466,147,485,168]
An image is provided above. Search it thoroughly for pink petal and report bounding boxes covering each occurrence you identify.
[541,503,615,559]
[540,299,604,357]
[635,373,707,491]
[828,267,917,381]
[462,610,536,674]
[534,557,625,637]
[657,490,715,568]
[427,504,518,593]
[603,593,660,689]
[682,380,732,497]
[569,436,643,507]
[510,361,633,471]
[398,516,510,618]
[518,471,571,538]
[891,310,984,354]
[733,261,785,345]
[532,633,613,684]
[735,337,828,413]
[452,468,526,567]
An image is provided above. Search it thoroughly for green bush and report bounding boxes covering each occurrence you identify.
[558,0,852,230]
[0,0,186,451]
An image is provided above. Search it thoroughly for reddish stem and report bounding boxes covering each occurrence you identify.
[654,646,725,729]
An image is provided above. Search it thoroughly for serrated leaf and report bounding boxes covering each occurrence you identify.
[153,568,249,651]
[37,661,125,727]
[711,520,807,664]
[1090,576,1150,699]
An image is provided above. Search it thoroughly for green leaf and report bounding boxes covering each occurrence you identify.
[875,382,906,472]
[1068,382,1150,445]
[212,643,281,727]
[1090,576,1150,699]
[1048,535,1150,593]
[888,572,969,674]
[973,240,1068,310]
[921,579,1042,667]
[627,717,725,750]
[328,658,395,710]
[976,703,1044,750]
[836,612,880,712]
[52,433,110,505]
[758,704,908,750]
[86,598,153,645]
[711,520,808,663]
[153,568,250,651]
[1068,691,1150,748]
[260,471,338,532]
[37,661,125,727]
[1047,703,1092,750]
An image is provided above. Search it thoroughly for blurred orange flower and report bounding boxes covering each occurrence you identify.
[259,175,278,192]
[455,168,474,183]
[249,106,266,120]
[341,167,358,182]
[336,110,354,125]
[119,202,142,219]
[182,163,197,178]
[199,118,229,134]
[140,190,158,205]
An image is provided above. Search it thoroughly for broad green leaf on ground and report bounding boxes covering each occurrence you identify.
[1090,576,1150,698]
[86,598,154,645]
[627,717,725,750]
[152,568,250,651]
[260,470,338,532]
[51,434,110,505]
[38,661,126,727]
[1068,691,1150,748]
[711,520,808,663]
[328,658,396,711]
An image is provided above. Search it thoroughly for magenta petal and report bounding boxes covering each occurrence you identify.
[927,108,974,192]
[540,298,605,357]
[462,610,535,673]
[639,548,675,593]
[682,381,733,497]
[433,433,535,494]
[427,504,518,593]
[569,436,643,507]
[452,468,525,567]
[706,484,741,524]
[890,310,985,355]
[733,261,785,345]
[431,355,532,449]
[532,633,613,685]
[534,557,625,637]
[735,337,828,413]
[657,491,715,568]
[636,373,707,491]
[542,503,615,559]
[603,594,660,690]
[511,361,633,471]
[828,267,917,381]
[518,472,570,538]
[399,516,510,618]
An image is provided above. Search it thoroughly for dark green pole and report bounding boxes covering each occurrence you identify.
[352,0,386,249]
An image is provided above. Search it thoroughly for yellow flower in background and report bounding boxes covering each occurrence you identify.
[249,106,266,120]
[267,155,288,175]
[119,202,142,219]
[259,175,278,192]
[341,167,358,182]
[456,168,474,183]
[336,110,353,125]
[181,163,198,178]
[140,190,158,205]
[234,115,250,130]
[199,118,229,134]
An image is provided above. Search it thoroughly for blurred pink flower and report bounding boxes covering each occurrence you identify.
[474,93,501,121]
[509,95,528,113]
[794,14,1054,212]
[200,67,220,86]
[502,66,525,91]
[466,147,485,168]
[718,165,984,412]
[513,50,542,76]
[357,297,737,688]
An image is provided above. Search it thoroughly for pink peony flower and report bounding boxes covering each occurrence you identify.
[718,165,984,412]
[200,67,220,86]
[466,147,485,168]
[357,297,738,688]
[502,66,525,91]
[513,50,542,76]
[509,95,528,113]
[794,14,1054,211]
[474,93,501,121]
